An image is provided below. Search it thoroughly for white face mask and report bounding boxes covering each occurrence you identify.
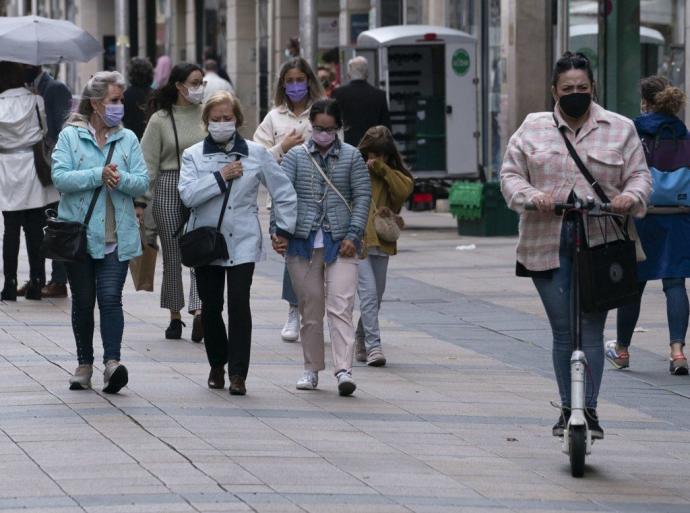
[185,85,204,104]
[208,120,236,143]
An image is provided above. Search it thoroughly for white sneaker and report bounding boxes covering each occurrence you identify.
[296,370,318,390]
[336,370,356,396]
[68,364,93,390]
[281,304,300,342]
[103,360,128,394]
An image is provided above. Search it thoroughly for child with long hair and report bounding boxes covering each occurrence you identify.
[355,126,413,366]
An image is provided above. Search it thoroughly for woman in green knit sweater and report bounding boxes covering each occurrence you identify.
[141,63,207,342]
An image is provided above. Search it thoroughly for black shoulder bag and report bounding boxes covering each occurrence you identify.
[558,125,640,312]
[41,142,117,262]
[177,163,237,268]
[33,104,53,187]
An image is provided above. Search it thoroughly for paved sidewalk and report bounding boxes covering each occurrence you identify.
[1,209,690,513]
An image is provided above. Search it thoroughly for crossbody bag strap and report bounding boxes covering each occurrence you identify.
[216,160,237,231]
[301,144,352,213]
[555,117,628,236]
[84,141,117,225]
[174,155,239,237]
[35,104,44,131]
[170,111,181,171]
[556,124,610,204]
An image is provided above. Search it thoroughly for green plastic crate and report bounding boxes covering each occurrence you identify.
[449,181,483,220]
[450,182,518,236]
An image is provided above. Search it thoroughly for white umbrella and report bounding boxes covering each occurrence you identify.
[0,15,102,65]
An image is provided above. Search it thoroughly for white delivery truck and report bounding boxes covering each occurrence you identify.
[354,25,479,210]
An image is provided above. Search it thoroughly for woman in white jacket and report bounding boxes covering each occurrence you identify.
[0,61,59,301]
[253,57,324,343]
[179,92,297,396]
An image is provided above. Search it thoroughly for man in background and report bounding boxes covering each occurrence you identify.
[203,59,234,102]
[332,56,390,146]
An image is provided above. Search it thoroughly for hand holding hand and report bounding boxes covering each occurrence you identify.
[280,129,305,153]
[610,194,635,214]
[339,239,357,258]
[221,161,243,181]
[271,234,288,255]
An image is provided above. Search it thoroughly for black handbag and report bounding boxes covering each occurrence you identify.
[558,125,640,312]
[40,142,117,262]
[578,236,639,312]
[33,105,53,187]
[177,177,232,268]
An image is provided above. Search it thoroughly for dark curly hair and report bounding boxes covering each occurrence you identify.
[127,57,154,88]
[0,61,25,93]
[147,62,203,117]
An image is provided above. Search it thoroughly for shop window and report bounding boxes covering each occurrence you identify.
[568,0,685,88]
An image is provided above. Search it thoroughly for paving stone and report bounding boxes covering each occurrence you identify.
[1,208,690,512]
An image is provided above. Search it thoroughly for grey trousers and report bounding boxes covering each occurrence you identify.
[356,252,389,351]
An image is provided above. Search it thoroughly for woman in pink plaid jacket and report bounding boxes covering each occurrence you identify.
[500,52,651,441]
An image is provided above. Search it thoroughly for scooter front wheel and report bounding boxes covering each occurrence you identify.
[569,426,586,477]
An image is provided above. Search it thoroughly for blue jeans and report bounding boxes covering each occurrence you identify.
[617,278,688,347]
[356,253,389,350]
[66,251,129,364]
[532,222,608,409]
[282,264,298,305]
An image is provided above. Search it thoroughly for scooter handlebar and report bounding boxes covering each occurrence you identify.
[524,200,613,214]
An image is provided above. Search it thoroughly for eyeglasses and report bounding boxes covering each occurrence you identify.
[312,126,337,134]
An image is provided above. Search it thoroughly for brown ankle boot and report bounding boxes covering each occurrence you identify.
[207,365,225,389]
[229,375,246,396]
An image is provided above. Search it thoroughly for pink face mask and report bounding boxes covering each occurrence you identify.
[312,129,336,147]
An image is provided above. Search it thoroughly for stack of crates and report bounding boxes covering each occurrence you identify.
[449,181,518,236]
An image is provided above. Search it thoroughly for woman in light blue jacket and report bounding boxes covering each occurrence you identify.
[178,91,297,395]
[52,71,149,394]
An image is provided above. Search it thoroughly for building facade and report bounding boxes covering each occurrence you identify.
[2,0,689,180]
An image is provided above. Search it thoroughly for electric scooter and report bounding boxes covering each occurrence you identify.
[528,197,618,477]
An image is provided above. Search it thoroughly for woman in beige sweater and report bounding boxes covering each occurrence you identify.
[141,63,206,342]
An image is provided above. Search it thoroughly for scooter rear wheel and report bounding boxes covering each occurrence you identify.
[569,426,586,477]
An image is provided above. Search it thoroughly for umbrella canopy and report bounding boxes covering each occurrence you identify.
[0,15,102,65]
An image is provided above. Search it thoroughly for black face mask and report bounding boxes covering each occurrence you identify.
[559,92,592,119]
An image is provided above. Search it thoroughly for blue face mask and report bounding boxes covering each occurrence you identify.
[102,104,124,127]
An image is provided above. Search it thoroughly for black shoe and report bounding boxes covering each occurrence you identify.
[586,408,604,440]
[24,278,43,300]
[552,406,571,437]
[165,319,185,339]
[191,314,204,343]
[208,365,225,389]
[1,278,17,301]
[229,375,246,396]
